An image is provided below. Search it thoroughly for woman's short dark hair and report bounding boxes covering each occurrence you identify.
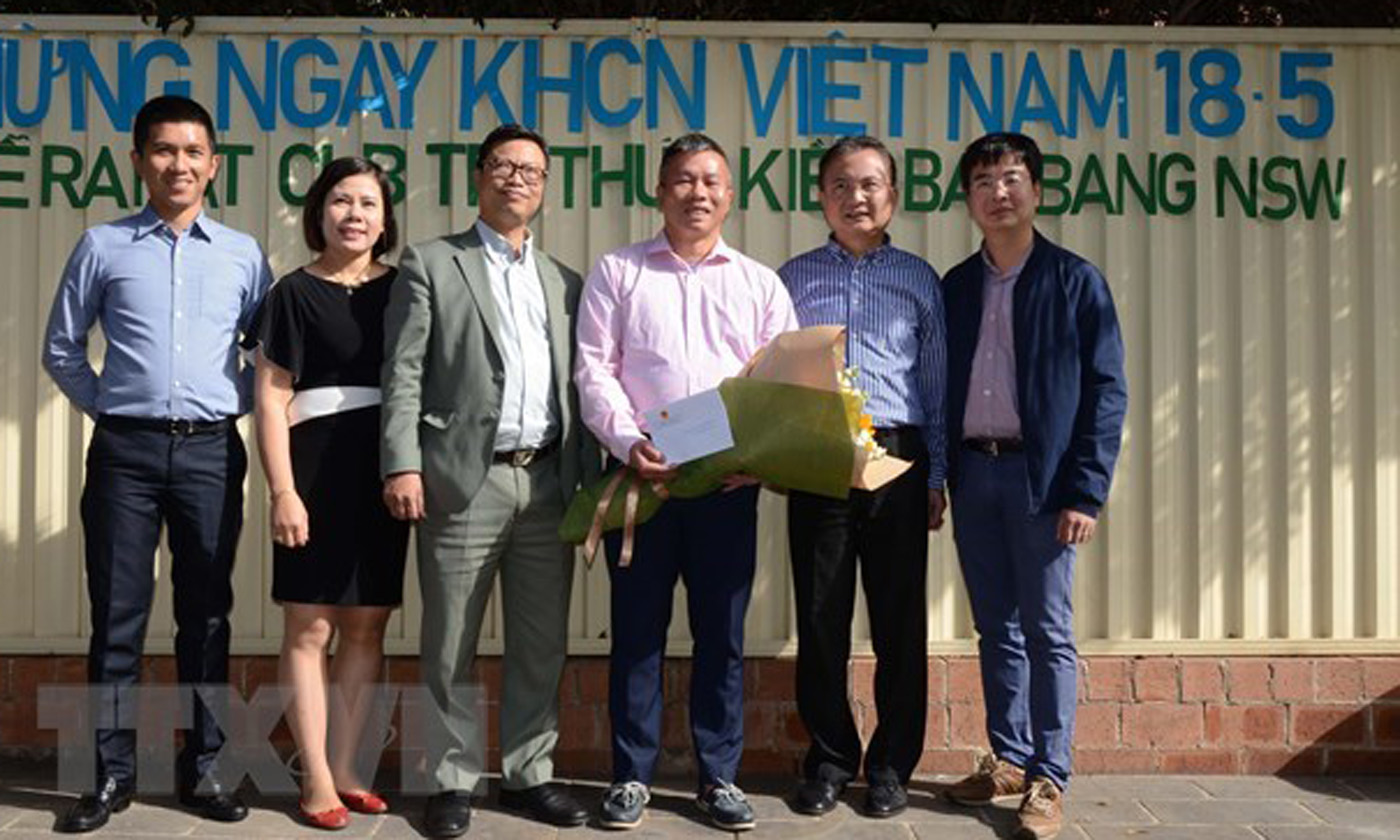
[818,136,898,189]
[301,157,398,258]
[132,95,217,154]
[958,132,1044,193]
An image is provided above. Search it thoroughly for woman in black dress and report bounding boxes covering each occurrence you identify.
[252,157,408,829]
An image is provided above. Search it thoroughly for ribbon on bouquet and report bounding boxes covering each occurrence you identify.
[581,468,670,568]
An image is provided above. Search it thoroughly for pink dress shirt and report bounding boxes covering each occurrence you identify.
[575,233,799,462]
[962,250,1025,440]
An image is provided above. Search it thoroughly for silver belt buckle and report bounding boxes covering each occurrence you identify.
[987,439,1001,457]
[510,448,535,468]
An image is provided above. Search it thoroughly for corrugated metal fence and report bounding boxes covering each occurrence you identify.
[0,18,1396,656]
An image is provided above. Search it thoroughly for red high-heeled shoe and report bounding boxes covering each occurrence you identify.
[337,789,389,815]
[298,801,351,830]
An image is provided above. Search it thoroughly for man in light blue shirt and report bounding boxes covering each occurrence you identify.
[42,95,271,834]
[779,136,946,820]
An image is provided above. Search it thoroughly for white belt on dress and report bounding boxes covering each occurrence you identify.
[288,386,382,428]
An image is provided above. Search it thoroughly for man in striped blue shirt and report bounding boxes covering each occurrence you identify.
[778,136,946,820]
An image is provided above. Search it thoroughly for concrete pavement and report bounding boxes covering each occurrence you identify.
[2,761,1397,839]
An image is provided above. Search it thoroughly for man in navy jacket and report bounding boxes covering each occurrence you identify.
[942,133,1127,840]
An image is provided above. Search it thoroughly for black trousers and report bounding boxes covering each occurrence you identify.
[81,417,246,786]
[788,426,930,785]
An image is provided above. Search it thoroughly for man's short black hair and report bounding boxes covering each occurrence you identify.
[658,133,728,182]
[817,135,898,189]
[476,124,550,169]
[132,95,217,154]
[957,132,1044,193]
[302,157,398,259]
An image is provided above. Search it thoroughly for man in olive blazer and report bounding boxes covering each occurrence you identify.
[381,124,598,838]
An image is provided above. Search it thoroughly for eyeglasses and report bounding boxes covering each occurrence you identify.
[826,177,891,199]
[483,157,548,185]
[970,169,1031,193]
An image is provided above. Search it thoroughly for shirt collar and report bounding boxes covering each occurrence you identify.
[475,218,533,267]
[133,205,217,242]
[980,242,1029,283]
[646,231,734,267]
[823,233,892,265]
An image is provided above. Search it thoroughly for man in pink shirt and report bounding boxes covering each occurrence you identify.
[575,134,797,832]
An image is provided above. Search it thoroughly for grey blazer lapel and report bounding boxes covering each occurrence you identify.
[536,252,571,416]
[451,227,505,357]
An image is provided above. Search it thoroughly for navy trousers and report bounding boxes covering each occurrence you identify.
[605,485,759,788]
[81,418,246,787]
[950,447,1077,790]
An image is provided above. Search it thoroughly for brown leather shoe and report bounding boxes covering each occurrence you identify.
[1015,777,1063,839]
[945,754,1026,806]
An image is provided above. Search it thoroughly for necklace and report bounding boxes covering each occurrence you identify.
[309,263,376,295]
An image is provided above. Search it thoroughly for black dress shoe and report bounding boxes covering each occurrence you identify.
[792,777,843,816]
[864,779,908,818]
[498,782,589,827]
[178,781,248,823]
[424,790,473,838]
[57,777,135,833]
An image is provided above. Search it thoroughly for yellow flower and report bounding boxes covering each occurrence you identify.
[837,365,887,461]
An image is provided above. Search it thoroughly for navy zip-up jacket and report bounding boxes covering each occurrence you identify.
[944,231,1128,516]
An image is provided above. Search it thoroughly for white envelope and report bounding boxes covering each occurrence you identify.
[642,389,736,465]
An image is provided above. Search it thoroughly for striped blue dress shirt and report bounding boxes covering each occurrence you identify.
[779,237,947,487]
[43,206,273,421]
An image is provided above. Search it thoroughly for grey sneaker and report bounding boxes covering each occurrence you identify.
[599,781,650,830]
[697,781,755,831]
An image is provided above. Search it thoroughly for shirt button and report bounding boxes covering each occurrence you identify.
[989,315,997,322]
[175,311,183,319]
[982,389,992,397]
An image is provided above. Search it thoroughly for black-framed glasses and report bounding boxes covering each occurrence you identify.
[483,157,548,185]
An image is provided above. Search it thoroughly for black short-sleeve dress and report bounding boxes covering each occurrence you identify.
[253,267,409,606]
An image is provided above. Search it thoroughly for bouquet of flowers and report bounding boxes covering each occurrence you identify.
[560,325,912,565]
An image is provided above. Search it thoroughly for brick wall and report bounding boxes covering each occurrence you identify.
[3,654,1399,776]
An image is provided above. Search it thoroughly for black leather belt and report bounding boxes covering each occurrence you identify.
[872,425,924,460]
[98,414,233,436]
[493,438,559,467]
[963,437,1024,456]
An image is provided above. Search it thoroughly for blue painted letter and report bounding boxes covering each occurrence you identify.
[948,51,1003,141]
[459,39,518,129]
[739,43,792,138]
[646,38,705,130]
[809,45,866,136]
[872,44,926,138]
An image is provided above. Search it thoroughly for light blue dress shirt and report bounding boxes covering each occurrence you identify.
[475,219,558,451]
[779,237,947,487]
[42,206,273,421]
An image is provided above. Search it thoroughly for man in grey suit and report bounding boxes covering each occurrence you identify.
[381,124,596,838]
